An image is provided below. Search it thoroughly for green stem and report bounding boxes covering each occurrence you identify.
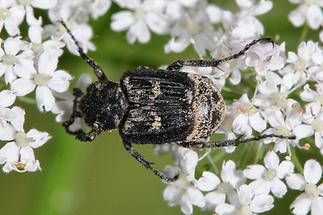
[17,96,36,105]
[298,25,309,44]
[207,153,219,175]
[291,147,304,174]
[254,142,265,164]
[239,143,254,168]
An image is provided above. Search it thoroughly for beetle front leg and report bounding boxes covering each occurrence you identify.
[123,142,178,182]
[177,134,296,148]
[63,88,84,135]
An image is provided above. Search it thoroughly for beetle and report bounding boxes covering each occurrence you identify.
[60,21,295,182]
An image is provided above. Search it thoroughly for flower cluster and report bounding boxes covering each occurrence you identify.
[0,0,322,214]
[0,0,111,172]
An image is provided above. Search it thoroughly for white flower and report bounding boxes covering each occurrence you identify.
[286,41,323,82]
[263,105,301,153]
[0,129,50,173]
[164,0,199,20]
[298,100,323,154]
[0,37,34,84]
[11,52,72,112]
[286,159,323,215]
[111,0,169,44]
[215,184,274,215]
[164,6,216,57]
[174,147,199,179]
[163,166,205,215]
[288,0,323,29]
[0,0,25,36]
[244,151,294,198]
[28,24,64,57]
[232,94,267,137]
[0,105,23,141]
[245,42,285,75]
[196,160,245,210]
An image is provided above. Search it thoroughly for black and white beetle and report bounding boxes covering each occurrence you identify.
[60,21,295,182]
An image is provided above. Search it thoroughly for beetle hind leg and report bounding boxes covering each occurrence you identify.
[177,134,296,148]
[123,143,178,182]
[166,38,274,71]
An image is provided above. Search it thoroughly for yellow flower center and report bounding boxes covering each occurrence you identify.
[33,73,51,86]
[1,54,16,65]
[0,8,11,20]
[305,183,320,199]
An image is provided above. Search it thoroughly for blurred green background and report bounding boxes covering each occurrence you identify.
[1,1,321,215]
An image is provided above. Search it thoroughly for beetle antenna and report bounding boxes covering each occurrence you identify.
[59,20,107,81]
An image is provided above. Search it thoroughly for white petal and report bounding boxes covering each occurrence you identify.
[264,151,279,169]
[276,160,294,178]
[4,36,21,56]
[35,86,55,112]
[164,37,190,53]
[180,149,198,175]
[11,78,35,96]
[293,124,314,139]
[27,129,51,148]
[38,52,58,75]
[196,171,220,192]
[205,192,225,209]
[206,5,222,23]
[238,185,253,205]
[28,25,42,44]
[20,146,35,162]
[145,13,168,34]
[0,122,15,141]
[0,142,18,165]
[9,106,25,132]
[249,179,270,195]
[306,5,322,30]
[180,195,193,215]
[286,174,306,190]
[111,11,135,31]
[127,21,150,44]
[249,112,266,132]
[48,70,72,93]
[311,198,323,215]
[250,194,274,213]
[31,0,57,9]
[163,185,181,205]
[304,159,322,184]
[244,165,265,179]
[233,114,252,136]
[271,178,287,198]
[288,7,305,27]
[253,0,273,15]
[290,193,311,215]
[187,188,205,208]
[0,90,16,107]
[215,203,235,215]
[14,58,36,79]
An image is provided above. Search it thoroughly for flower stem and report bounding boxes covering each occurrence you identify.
[254,142,265,164]
[17,96,36,105]
[298,25,309,44]
[207,153,219,175]
[291,146,304,174]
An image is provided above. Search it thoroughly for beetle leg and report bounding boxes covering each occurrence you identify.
[75,123,101,141]
[166,38,274,71]
[177,134,296,148]
[123,142,179,182]
[63,88,84,135]
[59,20,107,81]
